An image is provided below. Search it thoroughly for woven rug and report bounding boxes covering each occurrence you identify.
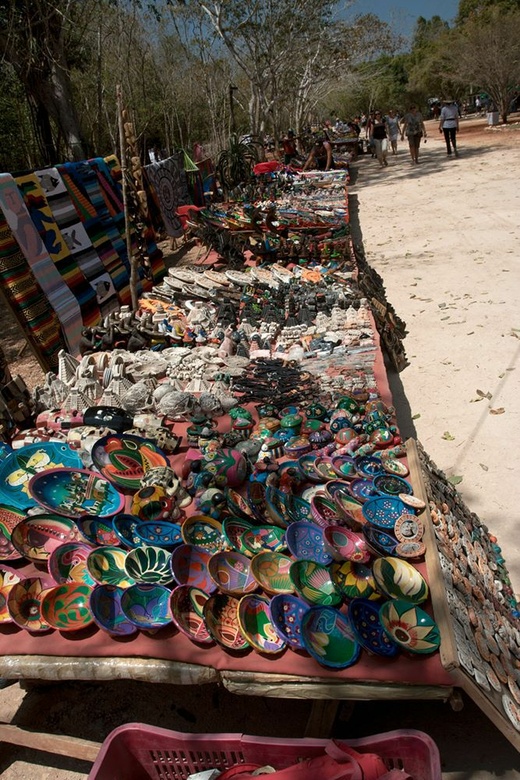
[35,166,119,320]
[144,153,190,238]
[16,171,100,330]
[0,173,83,355]
[0,208,66,370]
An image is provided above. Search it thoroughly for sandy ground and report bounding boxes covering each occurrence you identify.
[0,115,519,778]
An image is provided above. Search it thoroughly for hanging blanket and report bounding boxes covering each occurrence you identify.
[144,153,190,238]
[0,173,82,356]
[0,209,66,370]
[35,166,119,319]
[16,172,101,329]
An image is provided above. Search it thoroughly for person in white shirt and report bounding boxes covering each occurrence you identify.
[439,98,459,157]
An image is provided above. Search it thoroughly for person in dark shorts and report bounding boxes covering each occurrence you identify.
[302,137,334,171]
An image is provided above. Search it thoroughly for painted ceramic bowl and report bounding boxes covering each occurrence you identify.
[247,481,268,522]
[112,514,144,548]
[203,593,249,651]
[7,577,54,632]
[222,516,254,556]
[181,515,226,554]
[40,583,94,631]
[48,542,95,585]
[354,455,385,478]
[372,557,429,604]
[0,564,24,622]
[91,433,169,491]
[362,496,409,530]
[75,516,120,547]
[89,584,138,636]
[201,447,248,488]
[373,474,413,497]
[333,491,365,528]
[28,468,125,518]
[297,454,323,483]
[290,560,342,607]
[268,593,309,649]
[310,494,339,529]
[285,522,332,565]
[349,598,399,658]
[237,594,286,654]
[382,458,409,478]
[324,481,351,502]
[136,521,183,549]
[224,488,255,520]
[265,486,290,529]
[363,526,398,557]
[10,515,83,562]
[131,485,175,522]
[170,585,212,644]
[87,546,135,588]
[331,455,358,480]
[121,583,173,629]
[170,544,215,593]
[208,551,256,595]
[287,495,312,524]
[330,561,379,600]
[0,442,83,511]
[323,526,370,564]
[301,606,361,669]
[250,552,294,595]
[379,599,441,654]
[0,505,26,561]
[348,478,376,503]
[241,526,286,556]
[125,546,173,586]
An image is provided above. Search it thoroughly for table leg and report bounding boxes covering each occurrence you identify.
[304,699,340,738]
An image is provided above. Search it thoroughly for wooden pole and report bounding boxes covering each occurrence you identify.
[116,84,139,311]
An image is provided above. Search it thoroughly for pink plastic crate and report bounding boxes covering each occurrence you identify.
[88,723,442,780]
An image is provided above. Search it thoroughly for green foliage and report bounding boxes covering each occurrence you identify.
[216,134,260,192]
[456,0,520,24]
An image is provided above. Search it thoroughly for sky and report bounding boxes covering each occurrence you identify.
[349,0,460,37]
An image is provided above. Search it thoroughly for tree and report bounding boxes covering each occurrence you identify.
[456,0,520,24]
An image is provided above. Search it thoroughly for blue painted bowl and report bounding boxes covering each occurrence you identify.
[136,521,183,549]
[301,606,361,669]
[285,522,332,565]
[121,583,173,629]
[268,593,310,649]
[349,597,400,658]
[90,584,138,636]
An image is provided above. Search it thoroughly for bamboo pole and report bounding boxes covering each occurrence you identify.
[116,84,138,311]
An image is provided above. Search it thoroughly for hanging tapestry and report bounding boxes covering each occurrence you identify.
[0,174,83,355]
[144,153,190,238]
[16,172,101,329]
[35,166,119,319]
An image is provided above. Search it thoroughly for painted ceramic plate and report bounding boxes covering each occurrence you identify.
[372,556,429,604]
[301,606,361,669]
[136,521,183,549]
[10,515,83,562]
[76,516,120,547]
[330,561,379,600]
[181,515,226,554]
[48,542,96,585]
[7,577,54,632]
[241,526,286,556]
[395,541,427,559]
[349,598,399,658]
[125,546,173,585]
[90,584,138,636]
[203,592,249,651]
[87,546,135,588]
[170,544,215,593]
[250,552,294,595]
[286,522,332,565]
[394,514,424,543]
[208,551,257,595]
[399,493,426,512]
[0,443,83,510]
[91,433,169,490]
[40,583,94,631]
[238,594,286,654]
[112,514,143,548]
[121,583,172,629]
[0,505,25,561]
[379,600,440,654]
[170,585,212,644]
[28,468,125,518]
[268,593,309,649]
[382,458,409,477]
[290,560,342,607]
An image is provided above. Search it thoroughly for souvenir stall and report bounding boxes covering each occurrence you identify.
[0,165,518,764]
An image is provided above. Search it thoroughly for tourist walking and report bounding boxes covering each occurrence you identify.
[439,98,459,157]
[400,105,427,164]
[372,111,389,167]
[385,109,400,155]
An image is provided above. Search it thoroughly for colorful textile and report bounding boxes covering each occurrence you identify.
[16,172,100,330]
[0,209,66,370]
[35,166,119,319]
[144,153,190,238]
[0,173,82,355]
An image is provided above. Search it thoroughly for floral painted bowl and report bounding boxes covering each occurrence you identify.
[121,583,173,629]
[285,522,332,565]
[208,551,257,596]
[290,560,342,607]
[349,597,399,658]
[7,577,54,632]
[222,516,254,556]
[170,544,215,593]
[89,584,138,636]
[125,546,173,586]
[330,561,379,600]
[28,467,125,518]
[250,552,294,595]
[323,526,370,564]
[136,521,183,549]
[0,505,25,561]
[373,474,413,497]
[48,542,96,585]
[112,514,144,549]
[203,593,250,651]
[331,455,358,480]
[91,433,169,491]
[310,494,339,529]
[40,583,94,631]
[76,516,120,547]
[87,546,135,589]
[10,515,83,562]
[170,585,212,644]
[268,593,309,649]
[362,496,409,531]
[237,594,286,655]
[301,606,361,669]
[372,557,429,604]
[379,599,440,654]
[287,495,312,525]
[240,526,286,556]
[181,515,226,554]
[333,491,365,528]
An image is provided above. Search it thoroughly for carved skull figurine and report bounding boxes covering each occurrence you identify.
[140,466,191,509]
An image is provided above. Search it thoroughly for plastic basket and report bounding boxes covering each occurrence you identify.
[88,723,442,780]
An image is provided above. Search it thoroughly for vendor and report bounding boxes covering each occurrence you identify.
[302,137,334,171]
[279,129,299,165]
